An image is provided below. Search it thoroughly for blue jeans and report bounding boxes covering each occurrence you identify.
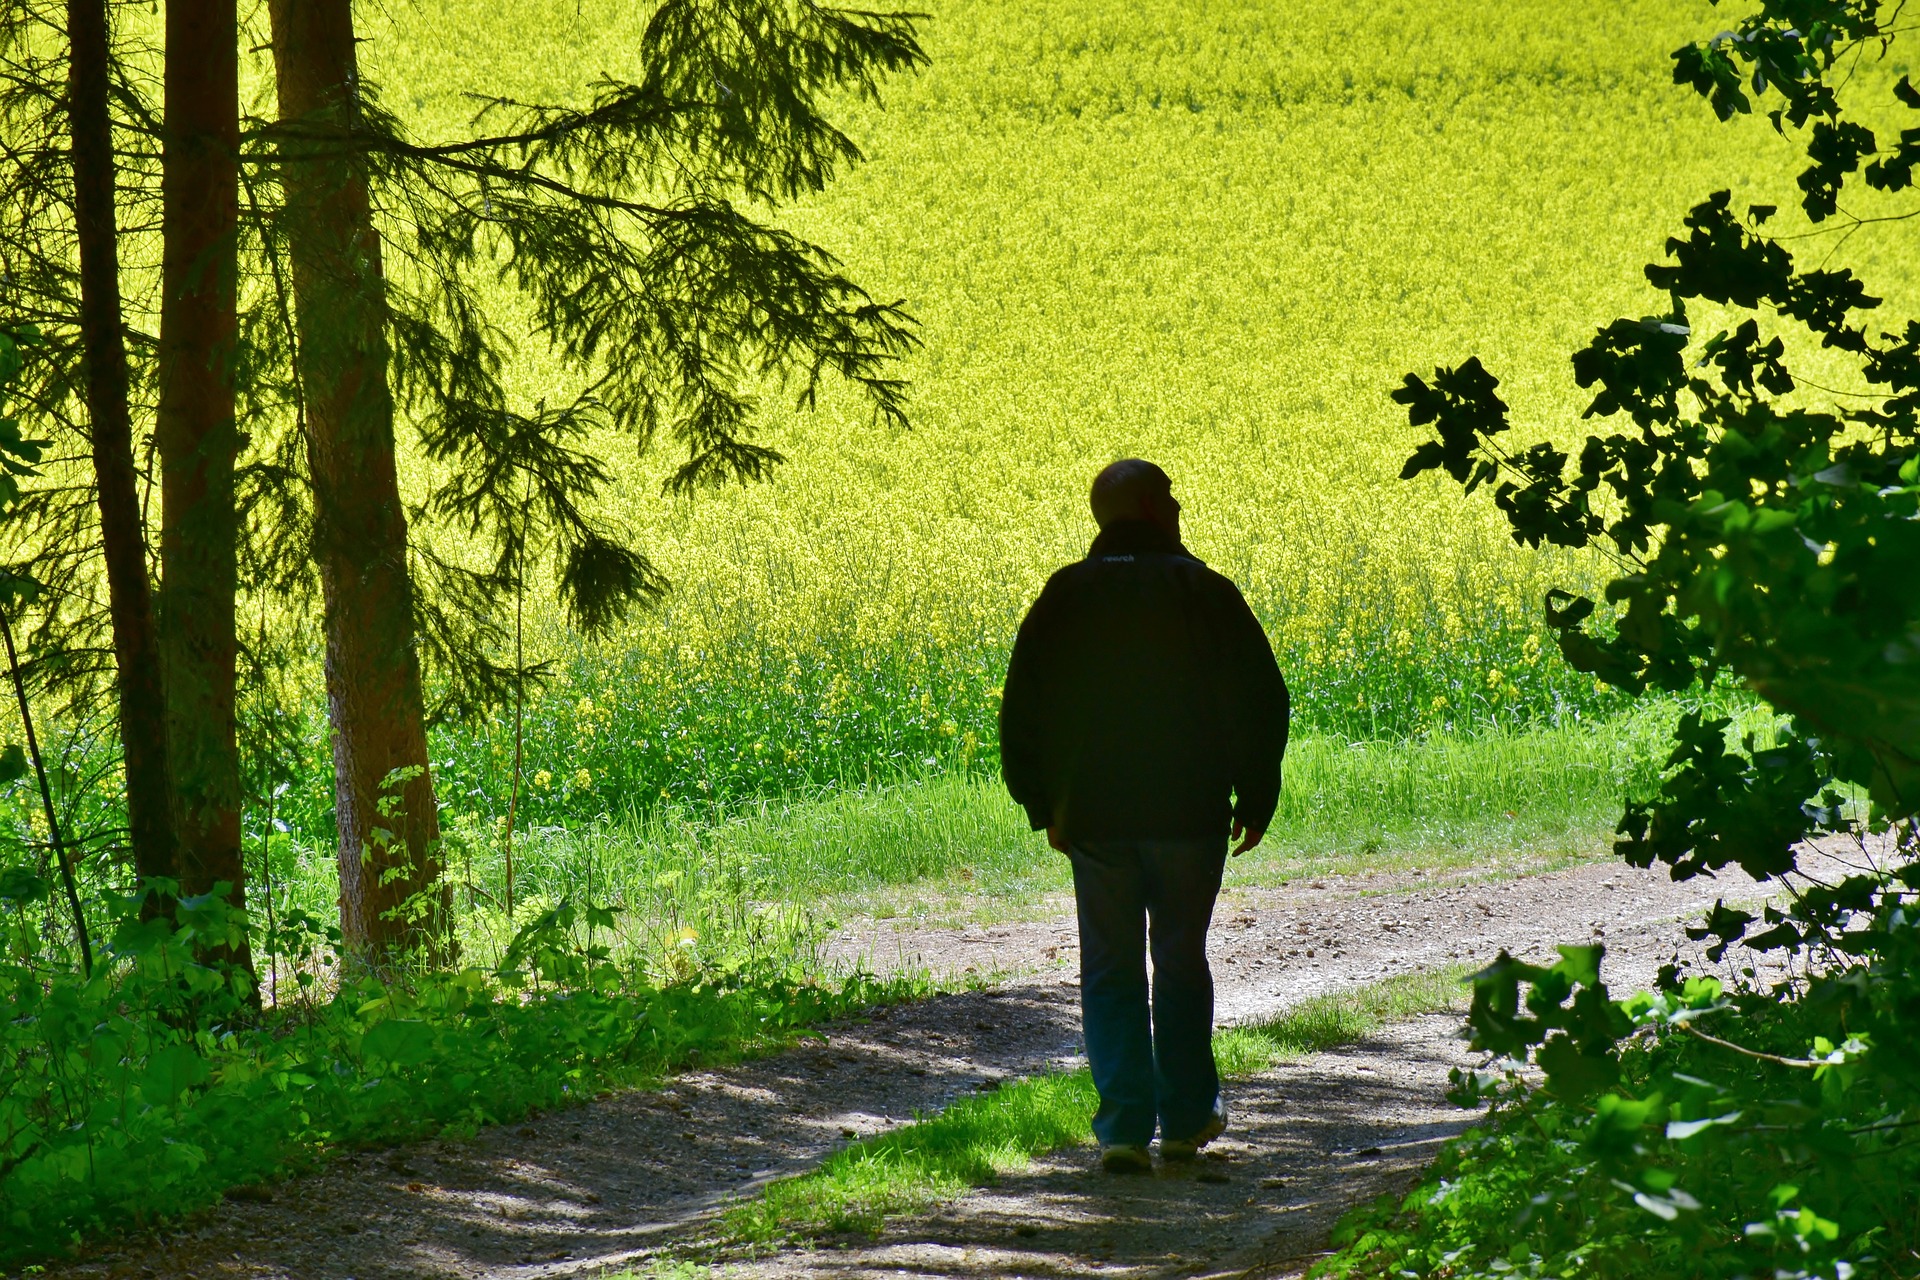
[1068,839,1226,1147]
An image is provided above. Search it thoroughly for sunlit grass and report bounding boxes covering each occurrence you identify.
[263,713,1674,975]
[1211,966,1470,1078]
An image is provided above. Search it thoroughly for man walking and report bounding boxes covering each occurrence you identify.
[1000,459,1289,1173]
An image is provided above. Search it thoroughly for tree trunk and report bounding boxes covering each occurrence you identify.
[67,0,177,904]
[268,0,448,965]
[156,0,248,971]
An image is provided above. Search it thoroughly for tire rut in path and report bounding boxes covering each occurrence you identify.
[40,854,1756,1280]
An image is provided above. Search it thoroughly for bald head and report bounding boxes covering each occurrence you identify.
[1090,459,1181,537]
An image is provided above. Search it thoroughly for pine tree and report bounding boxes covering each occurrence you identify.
[266,0,448,963]
[252,0,926,959]
[0,0,929,973]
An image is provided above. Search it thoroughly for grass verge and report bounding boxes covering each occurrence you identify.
[349,716,1673,964]
[720,967,1470,1246]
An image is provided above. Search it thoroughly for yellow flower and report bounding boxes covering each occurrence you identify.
[533,769,552,789]
[572,767,593,789]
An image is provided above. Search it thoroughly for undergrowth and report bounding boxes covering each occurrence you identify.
[0,881,925,1270]
[1316,867,1920,1280]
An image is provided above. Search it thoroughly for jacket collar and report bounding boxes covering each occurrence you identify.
[1087,519,1197,562]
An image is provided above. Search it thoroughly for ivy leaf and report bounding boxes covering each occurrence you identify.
[1394,358,1510,485]
[1544,589,1595,630]
[1572,313,1690,426]
[1797,119,1876,220]
[1645,192,1794,308]
[1672,41,1751,120]
[1554,944,1604,987]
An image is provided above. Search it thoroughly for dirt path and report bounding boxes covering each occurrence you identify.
[728,1014,1475,1280]
[826,851,1761,1021]
[37,852,1789,1280]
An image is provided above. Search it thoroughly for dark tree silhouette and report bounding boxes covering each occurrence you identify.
[157,0,248,974]
[267,0,448,963]
[66,0,176,900]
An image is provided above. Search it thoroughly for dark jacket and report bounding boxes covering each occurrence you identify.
[999,519,1290,842]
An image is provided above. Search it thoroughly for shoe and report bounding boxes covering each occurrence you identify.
[1099,1142,1153,1174]
[1159,1099,1228,1161]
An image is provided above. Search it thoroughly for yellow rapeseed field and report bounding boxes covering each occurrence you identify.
[342,0,1920,812]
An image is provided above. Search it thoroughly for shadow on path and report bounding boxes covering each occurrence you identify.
[40,984,1083,1280]
[733,1015,1474,1280]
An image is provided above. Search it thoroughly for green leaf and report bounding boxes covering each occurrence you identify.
[362,1019,437,1067]
[142,1044,211,1103]
[0,865,47,902]
[1554,944,1603,987]
[1537,1033,1619,1101]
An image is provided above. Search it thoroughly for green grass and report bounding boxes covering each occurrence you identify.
[261,713,1677,968]
[725,1071,1099,1244]
[719,968,1469,1246]
[1213,966,1471,1078]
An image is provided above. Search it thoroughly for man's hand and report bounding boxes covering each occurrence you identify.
[1047,826,1068,853]
[1231,821,1264,857]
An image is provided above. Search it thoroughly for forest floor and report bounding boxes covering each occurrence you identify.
[39,849,1815,1280]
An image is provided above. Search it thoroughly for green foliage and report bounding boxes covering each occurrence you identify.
[331,623,1623,836]
[0,881,921,1269]
[1320,918,1920,1279]
[1400,191,1918,851]
[1326,2,1920,1276]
